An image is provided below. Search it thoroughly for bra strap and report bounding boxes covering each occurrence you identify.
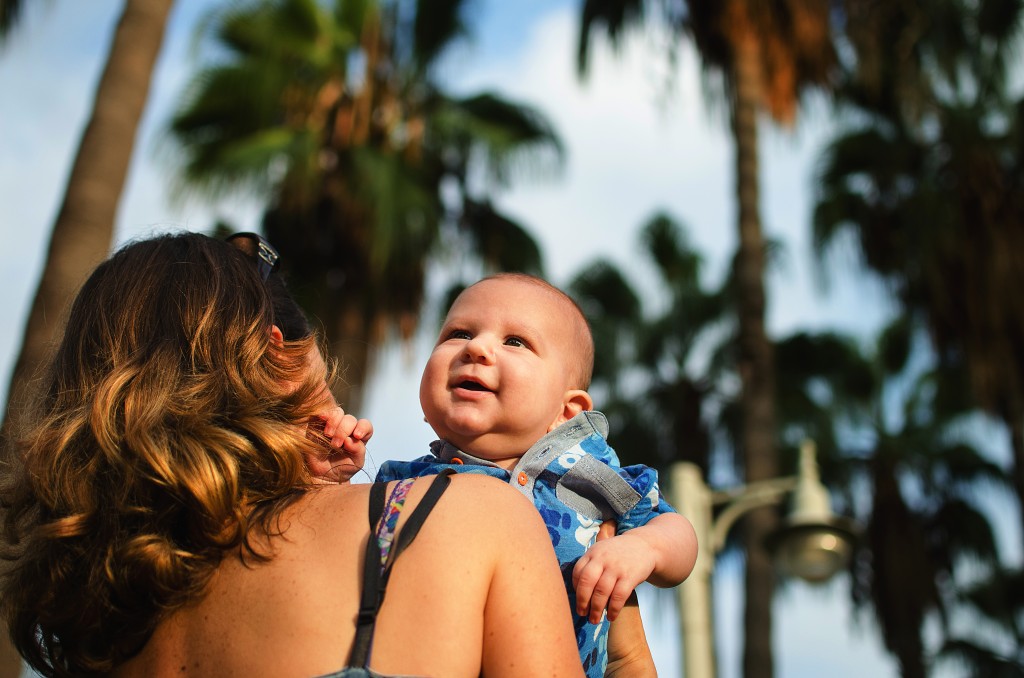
[381,469,453,583]
[348,470,455,668]
[349,481,389,667]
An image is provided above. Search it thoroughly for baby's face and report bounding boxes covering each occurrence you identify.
[419,278,581,467]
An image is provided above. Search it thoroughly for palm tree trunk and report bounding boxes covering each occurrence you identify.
[0,0,175,672]
[731,30,779,678]
[2,0,175,435]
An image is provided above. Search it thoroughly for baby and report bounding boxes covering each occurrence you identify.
[376,273,697,677]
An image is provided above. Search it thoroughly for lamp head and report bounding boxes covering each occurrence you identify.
[768,518,858,583]
[766,440,859,583]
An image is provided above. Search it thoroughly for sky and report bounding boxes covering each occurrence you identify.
[1,1,1010,676]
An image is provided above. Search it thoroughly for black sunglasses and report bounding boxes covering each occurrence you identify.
[226,232,280,281]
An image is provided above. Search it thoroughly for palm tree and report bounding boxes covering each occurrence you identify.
[569,212,731,476]
[1,2,176,674]
[775,322,1012,677]
[577,3,837,675]
[2,0,176,434]
[167,0,561,409]
[0,0,24,37]
[814,0,1024,531]
[572,215,1015,675]
[938,567,1024,675]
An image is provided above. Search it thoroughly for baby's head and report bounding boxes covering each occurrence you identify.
[419,273,594,468]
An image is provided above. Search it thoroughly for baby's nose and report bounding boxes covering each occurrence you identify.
[464,335,496,363]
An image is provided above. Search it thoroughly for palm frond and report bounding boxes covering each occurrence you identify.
[433,93,564,186]
[0,0,26,42]
[458,199,543,274]
[411,0,468,67]
[938,638,1024,677]
[576,0,647,77]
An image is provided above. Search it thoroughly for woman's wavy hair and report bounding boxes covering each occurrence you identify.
[1,232,335,676]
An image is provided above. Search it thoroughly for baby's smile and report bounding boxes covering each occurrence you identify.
[457,380,491,392]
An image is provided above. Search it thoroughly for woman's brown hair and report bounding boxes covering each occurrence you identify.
[1,232,333,676]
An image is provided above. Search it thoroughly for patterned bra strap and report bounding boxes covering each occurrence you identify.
[348,470,455,669]
[376,480,413,568]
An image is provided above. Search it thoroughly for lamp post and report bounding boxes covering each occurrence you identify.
[669,440,857,678]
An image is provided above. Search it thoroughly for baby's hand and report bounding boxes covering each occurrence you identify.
[572,528,656,624]
[305,406,373,483]
[318,405,373,452]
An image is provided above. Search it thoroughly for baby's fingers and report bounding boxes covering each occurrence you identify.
[574,557,614,623]
[604,581,633,622]
[328,414,359,447]
[341,436,367,457]
[352,418,373,442]
[573,556,598,615]
[584,571,620,624]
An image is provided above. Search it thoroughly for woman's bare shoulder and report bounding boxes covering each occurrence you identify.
[433,473,539,518]
[299,473,542,546]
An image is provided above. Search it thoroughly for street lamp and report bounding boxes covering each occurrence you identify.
[669,440,857,678]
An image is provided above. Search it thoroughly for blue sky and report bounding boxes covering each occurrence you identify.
[1,1,996,676]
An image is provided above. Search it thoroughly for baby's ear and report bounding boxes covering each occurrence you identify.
[548,389,594,432]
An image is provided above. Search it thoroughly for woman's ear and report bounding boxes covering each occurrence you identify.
[270,325,285,345]
[548,389,594,432]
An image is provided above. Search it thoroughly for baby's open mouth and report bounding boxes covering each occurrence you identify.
[458,380,491,392]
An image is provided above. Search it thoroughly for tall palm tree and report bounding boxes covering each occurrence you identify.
[577,3,837,675]
[814,0,1024,531]
[168,0,561,409]
[1,2,176,674]
[3,0,176,434]
[775,322,1012,677]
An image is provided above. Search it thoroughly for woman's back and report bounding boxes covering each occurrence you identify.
[110,474,583,678]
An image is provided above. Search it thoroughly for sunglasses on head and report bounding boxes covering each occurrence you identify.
[226,232,280,281]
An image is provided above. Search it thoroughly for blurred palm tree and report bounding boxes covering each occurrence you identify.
[0,0,24,36]
[577,3,838,674]
[3,0,176,429]
[775,321,1016,677]
[816,0,1024,533]
[570,212,1017,676]
[1,2,176,674]
[938,568,1024,675]
[167,0,561,409]
[568,212,732,476]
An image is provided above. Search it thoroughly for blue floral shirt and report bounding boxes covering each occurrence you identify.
[376,411,676,678]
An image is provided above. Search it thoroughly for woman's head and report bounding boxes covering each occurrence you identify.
[3,231,332,676]
[226,231,313,341]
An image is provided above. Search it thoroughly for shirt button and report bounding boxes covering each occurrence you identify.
[517,472,528,486]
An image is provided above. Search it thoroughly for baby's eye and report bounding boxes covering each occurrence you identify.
[447,329,472,340]
[504,336,526,348]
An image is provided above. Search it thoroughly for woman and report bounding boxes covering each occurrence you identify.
[1,232,584,677]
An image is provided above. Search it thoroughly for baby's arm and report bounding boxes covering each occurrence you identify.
[627,511,697,587]
[598,521,658,677]
[606,592,657,678]
[572,512,697,623]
